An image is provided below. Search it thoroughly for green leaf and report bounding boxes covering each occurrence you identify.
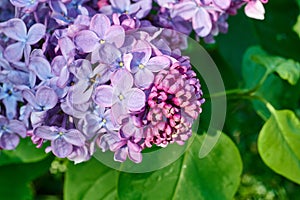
[242,46,300,119]
[258,109,300,184]
[275,60,300,85]
[118,134,242,200]
[293,15,300,38]
[0,138,48,166]
[0,156,52,200]
[243,46,300,86]
[64,158,118,200]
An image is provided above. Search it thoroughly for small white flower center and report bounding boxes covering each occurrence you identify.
[118,94,124,100]
[138,64,145,69]
[99,39,105,44]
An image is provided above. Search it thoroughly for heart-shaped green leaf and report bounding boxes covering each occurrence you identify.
[258,109,300,184]
[118,133,242,200]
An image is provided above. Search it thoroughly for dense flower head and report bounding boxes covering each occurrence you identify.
[0,0,267,163]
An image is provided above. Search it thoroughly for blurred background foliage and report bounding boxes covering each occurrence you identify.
[0,0,300,199]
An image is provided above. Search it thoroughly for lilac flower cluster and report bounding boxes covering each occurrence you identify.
[0,0,267,163]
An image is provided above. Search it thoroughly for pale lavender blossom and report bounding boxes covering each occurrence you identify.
[0,83,23,119]
[93,69,146,123]
[171,1,212,37]
[128,40,171,88]
[98,130,142,163]
[74,14,125,53]
[100,0,152,19]
[0,116,26,150]
[34,126,85,158]
[0,18,46,62]
[10,0,46,13]
[22,86,58,112]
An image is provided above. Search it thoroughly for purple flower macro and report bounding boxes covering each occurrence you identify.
[10,0,45,13]
[74,14,125,53]
[0,18,46,62]
[98,129,142,163]
[0,116,26,150]
[23,86,58,112]
[0,83,23,119]
[171,0,213,37]
[34,126,86,158]
[94,69,146,123]
[100,0,152,19]
[82,106,118,139]
[128,40,171,89]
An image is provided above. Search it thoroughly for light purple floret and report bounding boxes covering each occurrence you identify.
[34,126,86,158]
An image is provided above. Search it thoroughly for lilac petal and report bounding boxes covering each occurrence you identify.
[111,69,133,91]
[4,42,25,61]
[29,57,52,80]
[3,98,17,120]
[1,18,27,41]
[22,90,39,110]
[121,121,135,138]
[34,126,59,140]
[69,82,93,104]
[84,114,102,136]
[114,146,128,162]
[110,0,130,10]
[111,102,128,124]
[213,0,231,10]
[52,137,73,158]
[97,43,121,65]
[8,120,26,138]
[171,2,197,20]
[0,133,19,150]
[26,23,46,45]
[10,0,31,7]
[58,37,75,62]
[51,56,67,76]
[127,141,142,163]
[123,53,133,71]
[63,129,85,147]
[94,85,116,107]
[125,88,146,112]
[74,30,100,53]
[132,40,151,64]
[105,26,125,48]
[70,59,92,80]
[147,56,170,72]
[36,87,58,110]
[192,8,212,37]
[57,66,70,88]
[67,146,90,164]
[98,133,120,152]
[134,68,154,89]
[245,1,265,20]
[30,111,47,128]
[90,14,111,38]
[50,0,67,16]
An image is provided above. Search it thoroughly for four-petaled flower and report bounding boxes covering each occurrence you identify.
[128,40,170,88]
[0,116,26,150]
[0,18,45,62]
[94,69,146,123]
[34,126,86,158]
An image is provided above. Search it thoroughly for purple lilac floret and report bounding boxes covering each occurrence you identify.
[0,0,268,163]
